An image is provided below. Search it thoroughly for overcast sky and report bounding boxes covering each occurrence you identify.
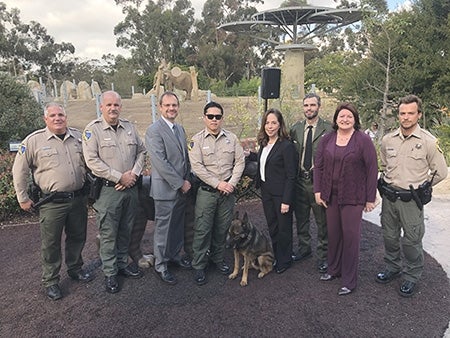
[6,0,405,60]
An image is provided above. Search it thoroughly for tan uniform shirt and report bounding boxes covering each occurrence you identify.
[189,128,245,188]
[82,117,145,182]
[12,127,86,203]
[381,125,448,190]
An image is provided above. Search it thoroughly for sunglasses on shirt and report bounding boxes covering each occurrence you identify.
[205,114,223,120]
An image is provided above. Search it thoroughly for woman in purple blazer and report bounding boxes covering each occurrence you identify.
[256,109,298,274]
[313,102,378,295]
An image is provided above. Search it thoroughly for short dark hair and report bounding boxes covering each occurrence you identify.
[203,101,224,115]
[159,91,179,105]
[332,102,361,131]
[303,92,321,106]
[398,94,422,113]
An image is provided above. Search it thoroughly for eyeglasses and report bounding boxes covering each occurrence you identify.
[205,114,223,120]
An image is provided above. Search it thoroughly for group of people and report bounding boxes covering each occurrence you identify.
[264,93,446,297]
[12,91,447,301]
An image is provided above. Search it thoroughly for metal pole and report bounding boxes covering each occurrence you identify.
[151,94,158,124]
[95,94,101,118]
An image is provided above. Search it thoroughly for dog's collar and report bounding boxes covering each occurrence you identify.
[239,227,255,248]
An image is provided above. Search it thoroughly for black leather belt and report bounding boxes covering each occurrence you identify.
[199,177,231,192]
[299,170,312,180]
[380,184,412,202]
[103,179,117,187]
[41,188,84,203]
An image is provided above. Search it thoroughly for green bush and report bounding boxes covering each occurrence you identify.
[0,149,21,221]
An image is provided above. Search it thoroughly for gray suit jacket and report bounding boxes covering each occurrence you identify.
[145,118,190,200]
[290,117,332,170]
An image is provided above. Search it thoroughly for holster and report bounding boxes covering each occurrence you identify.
[86,172,102,201]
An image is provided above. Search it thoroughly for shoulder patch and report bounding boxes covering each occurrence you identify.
[188,140,194,151]
[18,143,26,155]
[83,130,92,141]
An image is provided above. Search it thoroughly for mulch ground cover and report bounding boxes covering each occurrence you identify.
[1,200,449,337]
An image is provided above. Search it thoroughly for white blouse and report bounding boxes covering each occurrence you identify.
[259,143,275,182]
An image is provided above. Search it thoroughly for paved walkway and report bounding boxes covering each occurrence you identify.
[363,168,450,337]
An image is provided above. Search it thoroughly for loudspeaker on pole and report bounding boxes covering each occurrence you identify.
[261,67,281,99]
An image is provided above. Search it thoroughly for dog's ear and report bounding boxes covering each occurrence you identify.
[233,210,239,220]
[243,211,249,223]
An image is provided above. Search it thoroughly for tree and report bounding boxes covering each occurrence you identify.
[0,3,75,87]
[114,0,195,74]
[0,73,43,148]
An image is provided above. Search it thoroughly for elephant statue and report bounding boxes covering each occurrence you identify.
[160,69,193,100]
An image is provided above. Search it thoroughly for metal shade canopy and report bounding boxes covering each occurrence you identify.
[219,5,365,45]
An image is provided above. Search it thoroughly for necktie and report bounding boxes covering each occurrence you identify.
[173,125,183,147]
[303,125,313,171]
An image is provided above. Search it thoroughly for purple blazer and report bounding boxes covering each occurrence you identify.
[313,130,378,205]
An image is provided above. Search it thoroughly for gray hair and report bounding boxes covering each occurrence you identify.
[44,102,65,117]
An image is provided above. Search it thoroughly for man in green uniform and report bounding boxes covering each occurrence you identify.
[376,94,447,297]
[189,101,245,285]
[83,91,146,293]
[290,93,332,272]
[12,102,94,301]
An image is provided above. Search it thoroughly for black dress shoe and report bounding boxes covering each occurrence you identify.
[399,280,416,297]
[320,273,336,281]
[68,269,94,283]
[156,269,177,285]
[213,261,230,275]
[276,266,288,274]
[318,261,328,273]
[118,264,143,279]
[105,276,119,294]
[170,257,192,270]
[195,269,207,286]
[375,270,400,284]
[46,284,62,300]
[291,251,312,262]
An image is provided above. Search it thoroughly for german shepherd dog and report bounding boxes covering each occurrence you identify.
[227,211,274,286]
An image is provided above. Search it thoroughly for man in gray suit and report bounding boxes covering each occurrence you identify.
[290,93,332,273]
[145,91,192,285]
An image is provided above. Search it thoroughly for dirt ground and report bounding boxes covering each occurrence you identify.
[63,95,260,140]
[1,199,449,337]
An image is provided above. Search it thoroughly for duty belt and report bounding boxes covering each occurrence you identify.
[40,188,84,203]
[103,179,117,187]
[199,177,231,193]
[378,181,412,202]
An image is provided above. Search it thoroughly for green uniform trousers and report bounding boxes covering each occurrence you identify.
[294,176,328,261]
[380,198,425,282]
[94,185,138,277]
[192,188,235,270]
[39,195,88,287]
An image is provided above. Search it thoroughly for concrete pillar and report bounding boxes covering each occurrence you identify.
[276,44,316,101]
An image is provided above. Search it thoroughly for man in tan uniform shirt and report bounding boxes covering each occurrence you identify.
[82,91,146,294]
[376,94,447,297]
[188,101,245,285]
[12,102,93,301]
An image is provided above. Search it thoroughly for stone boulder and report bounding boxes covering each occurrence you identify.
[60,80,77,100]
[77,81,92,100]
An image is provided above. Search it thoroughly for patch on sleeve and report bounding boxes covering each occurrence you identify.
[19,143,26,154]
[188,140,194,151]
[83,130,92,141]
